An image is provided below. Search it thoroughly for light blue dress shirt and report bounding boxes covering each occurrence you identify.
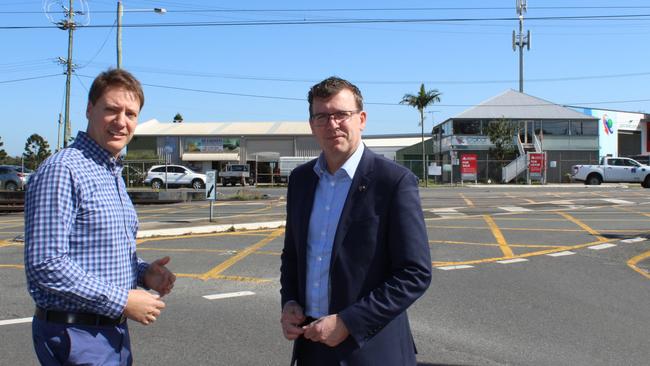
[305,142,365,318]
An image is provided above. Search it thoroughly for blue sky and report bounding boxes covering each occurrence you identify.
[2,0,649,156]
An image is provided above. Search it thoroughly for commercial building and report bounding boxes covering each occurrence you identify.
[431,89,600,183]
[127,119,422,180]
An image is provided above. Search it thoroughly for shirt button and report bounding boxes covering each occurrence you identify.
[317,256,322,261]
[314,282,320,288]
[330,182,335,187]
[321,231,325,236]
[325,205,330,211]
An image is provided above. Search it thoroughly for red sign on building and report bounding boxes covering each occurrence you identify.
[528,153,545,175]
[460,154,478,181]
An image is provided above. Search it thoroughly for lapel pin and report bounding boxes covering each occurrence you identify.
[358,185,367,192]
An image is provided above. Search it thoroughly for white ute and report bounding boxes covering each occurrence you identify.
[571,157,650,187]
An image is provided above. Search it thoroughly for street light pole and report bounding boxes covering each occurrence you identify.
[116,2,166,69]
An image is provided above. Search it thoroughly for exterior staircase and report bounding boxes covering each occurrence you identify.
[502,133,542,183]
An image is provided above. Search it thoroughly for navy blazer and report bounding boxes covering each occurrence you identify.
[280,147,432,366]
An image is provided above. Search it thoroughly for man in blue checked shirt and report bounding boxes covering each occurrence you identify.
[24,69,176,366]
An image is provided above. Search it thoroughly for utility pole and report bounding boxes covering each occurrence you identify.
[58,0,76,148]
[512,0,531,93]
[117,1,123,69]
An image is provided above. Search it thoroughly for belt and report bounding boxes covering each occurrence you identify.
[35,307,126,327]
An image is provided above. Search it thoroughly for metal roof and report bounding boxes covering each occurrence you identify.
[451,89,598,120]
[135,119,313,136]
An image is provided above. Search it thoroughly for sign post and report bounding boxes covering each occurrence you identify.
[460,154,478,184]
[527,152,546,184]
[206,170,216,222]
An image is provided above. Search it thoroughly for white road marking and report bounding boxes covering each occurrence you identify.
[203,291,256,300]
[549,200,574,205]
[588,243,617,250]
[498,206,531,212]
[601,198,633,205]
[546,251,575,257]
[497,258,529,264]
[429,208,466,218]
[621,237,646,243]
[0,317,32,326]
[436,265,474,270]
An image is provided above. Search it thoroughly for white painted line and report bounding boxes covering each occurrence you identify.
[601,198,633,205]
[588,243,617,250]
[546,251,575,257]
[0,317,32,326]
[497,258,529,264]
[498,206,531,212]
[203,291,256,300]
[549,200,574,205]
[621,237,646,243]
[436,265,474,270]
[429,207,464,213]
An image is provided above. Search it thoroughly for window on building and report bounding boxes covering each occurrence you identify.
[541,121,569,135]
[569,121,598,136]
[453,120,482,135]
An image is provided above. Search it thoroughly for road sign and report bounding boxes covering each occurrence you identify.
[206,170,216,200]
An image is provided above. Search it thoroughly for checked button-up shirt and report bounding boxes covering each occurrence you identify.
[24,131,148,319]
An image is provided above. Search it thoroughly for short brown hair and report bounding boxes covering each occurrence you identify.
[88,69,145,110]
[307,76,363,115]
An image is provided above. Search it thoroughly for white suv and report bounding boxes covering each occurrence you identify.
[144,165,206,190]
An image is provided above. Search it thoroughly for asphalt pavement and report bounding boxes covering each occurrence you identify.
[1,184,650,365]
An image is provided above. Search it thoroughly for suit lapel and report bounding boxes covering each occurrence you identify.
[330,148,375,269]
[297,164,319,267]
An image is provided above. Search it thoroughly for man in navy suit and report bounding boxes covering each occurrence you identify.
[280,76,432,365]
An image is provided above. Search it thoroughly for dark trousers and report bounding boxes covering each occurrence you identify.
[296,337,340,366]
[32,316,132,366]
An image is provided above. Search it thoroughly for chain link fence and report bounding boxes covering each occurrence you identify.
[396,154,600,184]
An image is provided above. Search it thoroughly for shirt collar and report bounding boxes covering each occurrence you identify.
[313,141,365,180]
[72,131,123,172]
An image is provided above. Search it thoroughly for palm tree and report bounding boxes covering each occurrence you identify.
[400,84,441,187]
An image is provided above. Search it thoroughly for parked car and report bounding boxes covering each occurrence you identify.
[627,155,650,166]
[144,165,206,189]
[0,165,33,191]
[220,164,253,186]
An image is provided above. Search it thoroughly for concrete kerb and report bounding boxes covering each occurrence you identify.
[137,220,286,239]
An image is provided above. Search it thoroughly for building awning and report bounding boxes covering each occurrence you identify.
[181,153,239,161]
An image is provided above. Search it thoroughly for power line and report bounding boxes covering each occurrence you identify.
[73,60,650,85]
[0,74,61,84]
[4,13,650,29]
[5,6,650,14]
[74,74,649,107]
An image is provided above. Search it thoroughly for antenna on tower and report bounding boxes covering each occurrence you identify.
[42,0,90,147]
[513,0,531,92]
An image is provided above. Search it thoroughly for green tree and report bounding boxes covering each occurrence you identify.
[173,113,183,123]
[486,117,517,166]
[23,134,52,170]
[0,136,7,163]
[400,84,441,187]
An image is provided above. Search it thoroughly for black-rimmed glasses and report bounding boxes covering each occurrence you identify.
[310,110,360,127]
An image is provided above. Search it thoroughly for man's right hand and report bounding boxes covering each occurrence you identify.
[124,289,166,325]
[281,301,305,340]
